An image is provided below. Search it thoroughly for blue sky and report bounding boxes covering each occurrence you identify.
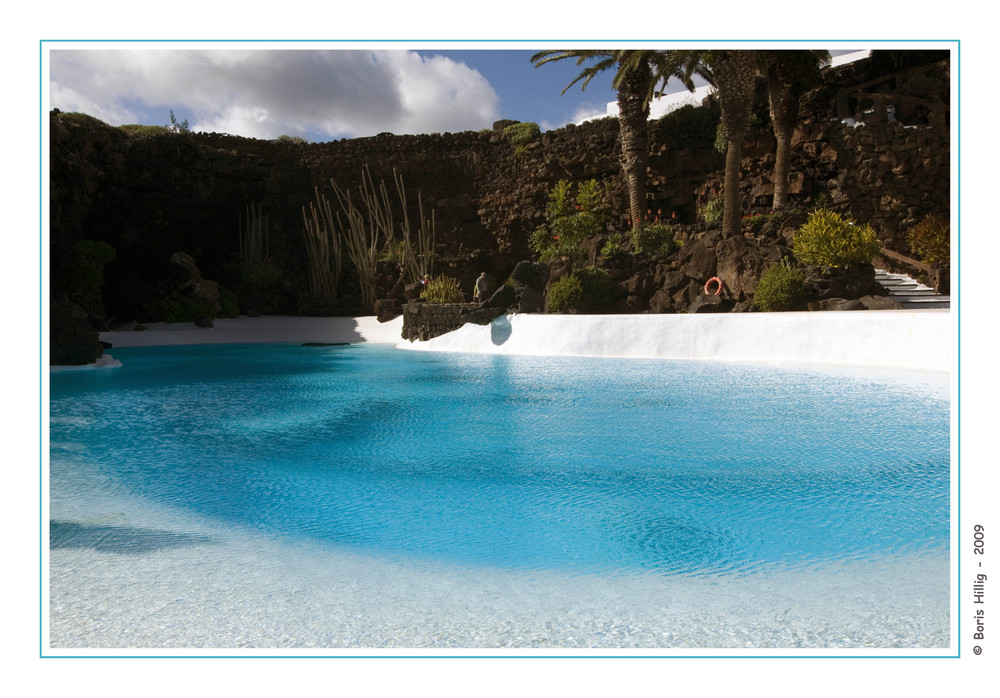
[46,45,871,142]
[48,44,870,142]
[47,45,628,141]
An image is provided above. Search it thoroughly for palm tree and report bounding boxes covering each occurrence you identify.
[702,50,759,238]
[760,50,829,210]
[641,49,759,237]
[531,50,693,233]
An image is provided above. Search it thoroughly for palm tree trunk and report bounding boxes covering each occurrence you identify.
[713,50,757,238]
[766,72,797,212]
[772,124,793,210]
[616,63,651,230]
[723,138,743,238]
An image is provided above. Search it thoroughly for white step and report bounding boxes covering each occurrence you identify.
[874,270,949,309]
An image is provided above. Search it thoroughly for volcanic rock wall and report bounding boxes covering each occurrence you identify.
[48,52,950,325]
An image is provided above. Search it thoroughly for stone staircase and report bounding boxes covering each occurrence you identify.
[874,270,951,309]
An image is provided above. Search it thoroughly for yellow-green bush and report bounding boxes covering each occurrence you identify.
[908,214,950,267]
[421,275,464,303]
[792,209,880,269]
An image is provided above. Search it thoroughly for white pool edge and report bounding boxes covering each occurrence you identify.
[397,310,952,373]
[90,310,952,373]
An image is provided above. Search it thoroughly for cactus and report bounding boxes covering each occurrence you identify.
[302,188,343,306]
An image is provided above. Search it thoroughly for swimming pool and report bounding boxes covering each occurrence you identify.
[48,343,951,649]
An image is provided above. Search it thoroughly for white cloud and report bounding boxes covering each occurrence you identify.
[49,49,502,140]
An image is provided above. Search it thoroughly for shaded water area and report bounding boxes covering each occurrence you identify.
[48,343,950,649]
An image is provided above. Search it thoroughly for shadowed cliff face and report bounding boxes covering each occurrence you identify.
[48,54,950,324]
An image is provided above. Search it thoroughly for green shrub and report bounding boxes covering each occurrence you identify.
[574,266,616,306]
[792,209,880,269]
[630,223,681,255]
[698,198,724,225]
[547,266,615,313]
[421,275,464,303]
[908,213,950,267]
[504,121,541,146]
[547,274,584,313]
[755,262,807,311]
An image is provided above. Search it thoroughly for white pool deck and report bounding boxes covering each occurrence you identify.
[98,309,952,373]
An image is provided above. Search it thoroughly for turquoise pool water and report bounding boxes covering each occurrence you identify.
[49,343,950,580]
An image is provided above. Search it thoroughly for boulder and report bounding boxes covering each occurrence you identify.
[50,300,103,366]
[461,306,507,326]
[170,251,221,320]
[403,282,425,302]
[511,260,549,291]
[678,235,719,281]
[648,289,674,314]
[620,271,655,298]
[687,292,733,314]
[518,285,545,313]
[655,267,688,293]
[483,283,517,310]
[374,298,401,322]
[805,263,879,301]
[859,294,904,310]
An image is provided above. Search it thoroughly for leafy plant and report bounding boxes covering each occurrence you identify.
[531,179,608,263]
[421,275,464,303]
[908,213,950,267]
[754,260,807,311]
[698,198,724,225]
[630,223,681,255]
[792,209,880,269]
[600,233,627,259]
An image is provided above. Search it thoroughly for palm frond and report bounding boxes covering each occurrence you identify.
[530,50,619,94]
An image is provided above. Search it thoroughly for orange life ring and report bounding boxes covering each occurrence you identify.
[704,277,723,295]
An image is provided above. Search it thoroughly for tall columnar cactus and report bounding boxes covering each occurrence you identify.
[239,202,269,265]
[301,187,343,306]
[327,165,436,312]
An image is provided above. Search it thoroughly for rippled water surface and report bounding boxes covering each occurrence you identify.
[49,343,950,580]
